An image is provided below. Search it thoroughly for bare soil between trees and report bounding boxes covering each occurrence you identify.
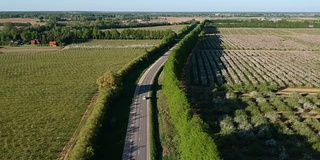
[241,88,320,97]
[277,88,320,95]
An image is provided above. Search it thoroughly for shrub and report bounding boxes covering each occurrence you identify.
[220,116,235,135]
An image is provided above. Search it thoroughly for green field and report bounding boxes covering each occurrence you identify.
[0,41,155,159]
[153,72,180,160]
[104,24,187,33]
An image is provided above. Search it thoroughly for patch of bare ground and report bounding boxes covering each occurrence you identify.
[157,17,208,24]
[58,92,99,160]
[301,110,320,119]
[241,88,320,97]
[277,88,320,96]
[0,18,45,25]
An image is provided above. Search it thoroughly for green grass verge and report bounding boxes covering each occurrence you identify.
[151,70,181,160]
[150,67,163,160]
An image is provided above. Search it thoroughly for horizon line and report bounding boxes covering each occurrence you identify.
[0,11,320,13]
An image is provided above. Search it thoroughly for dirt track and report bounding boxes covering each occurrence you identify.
[279,88,320,93]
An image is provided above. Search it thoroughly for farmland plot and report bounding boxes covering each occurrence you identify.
[185,27,320,159]
[217,28,320,51]
[104,25,187,33]
[0,41,156,159]
[190,50,320,88]
[221,35,319,50]
[67,39,161,49]
[219,28,320,36]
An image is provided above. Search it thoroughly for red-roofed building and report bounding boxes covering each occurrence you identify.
[49,41,57,46]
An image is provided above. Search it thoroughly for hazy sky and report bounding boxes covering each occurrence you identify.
[1,0,319,12]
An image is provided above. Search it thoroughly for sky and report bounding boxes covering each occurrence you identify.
[0,0,319,12]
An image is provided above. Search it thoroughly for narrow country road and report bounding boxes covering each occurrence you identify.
[122,45,176,160]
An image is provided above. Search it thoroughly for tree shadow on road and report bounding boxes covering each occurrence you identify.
[94,42,172,160]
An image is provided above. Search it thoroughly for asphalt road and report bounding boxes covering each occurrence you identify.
[122,46,174,160]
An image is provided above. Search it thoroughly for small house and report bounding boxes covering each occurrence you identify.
[49,41,57,46]
[31,39,41,45]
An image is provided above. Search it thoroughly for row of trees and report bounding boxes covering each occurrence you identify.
[0,22,176,46]
[163,21,221,159]
[0,12,159,21]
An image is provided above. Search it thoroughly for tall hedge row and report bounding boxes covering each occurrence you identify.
[67,30,176,160]
[177,22,199,38]
[162,21,221,160]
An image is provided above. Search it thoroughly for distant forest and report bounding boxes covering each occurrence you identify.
[0,12,319,46]
[0,12,199,46]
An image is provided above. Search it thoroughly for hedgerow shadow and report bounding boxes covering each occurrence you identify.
[94,44,172,160]
[185,26,320,159]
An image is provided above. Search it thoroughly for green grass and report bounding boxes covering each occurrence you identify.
[150,67,162,160]
[0,46,148,159]
[104,25,187,33]
[153,71,180,160]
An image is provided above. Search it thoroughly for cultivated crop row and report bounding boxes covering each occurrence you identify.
[189,50,320,88]
[198,35,320,51]
[217,91,320,158]
[219,28,320,36]
[0,48,146,159]
[187,26,320,159]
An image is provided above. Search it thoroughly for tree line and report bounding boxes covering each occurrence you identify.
[162,20,221,159]
[0,22,177,46]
